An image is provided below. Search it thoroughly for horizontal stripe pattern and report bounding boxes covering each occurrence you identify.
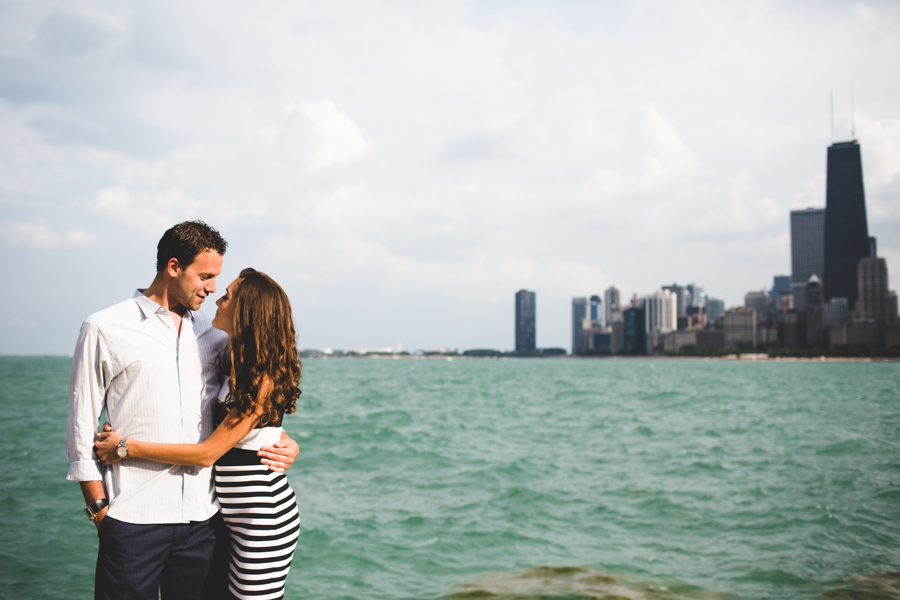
[215,462,299,600]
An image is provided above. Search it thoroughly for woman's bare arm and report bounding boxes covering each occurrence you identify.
[95,379,272,468]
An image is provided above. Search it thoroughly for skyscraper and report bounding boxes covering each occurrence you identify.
[770,275,791,305]
[686,283,705,309]
[706,298,725,321]
[824,140,870,306]
[744,291,769,323]
[790,207,825,312]
[857,257,890,324]
[571,297,587,355]
[623,305,646,355]
[590,295,602,324]
[604,286,621,324]
[805,275,826,347]
[646,289,677,334]
[662,284,687,317]
[515,289,536,352]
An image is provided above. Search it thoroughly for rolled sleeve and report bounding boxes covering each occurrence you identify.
[65,322,108,482]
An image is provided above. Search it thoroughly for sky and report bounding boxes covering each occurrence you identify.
[2,0,899,354]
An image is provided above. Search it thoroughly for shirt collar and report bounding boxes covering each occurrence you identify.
[133,289,193,320]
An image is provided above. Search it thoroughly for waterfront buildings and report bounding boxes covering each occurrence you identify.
[572,295,606,354]
[824,140,870,306]
[686,283,705,309]
[623,304,647,355]
[571,297,587,355]
[724,307,756,348]
[825,298,849,327]
[590,295,602,325]
[805,275,826,347]
[604,287,621,325]
[744,291,769,323]
[515,289,536,352]
[646,289,677,334]
[707,298,725,321]
[790,207,825,312]
[662,284,687,317]
[856,257,891,324]
[770,275,791,306]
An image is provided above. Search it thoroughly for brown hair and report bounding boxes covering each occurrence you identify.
[222,268,301,426]
[156,221,228,272]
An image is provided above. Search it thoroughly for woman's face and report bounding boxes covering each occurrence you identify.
[212,277,242,335]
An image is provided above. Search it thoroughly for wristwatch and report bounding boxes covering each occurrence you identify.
[117,437,129,459]
[84,498,109,521]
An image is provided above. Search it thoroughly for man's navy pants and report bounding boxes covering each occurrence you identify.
[94,514,229,600]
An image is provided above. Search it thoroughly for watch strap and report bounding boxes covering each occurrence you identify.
[84,498,109,521]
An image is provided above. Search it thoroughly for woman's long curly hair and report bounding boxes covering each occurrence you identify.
[221,268,301,426]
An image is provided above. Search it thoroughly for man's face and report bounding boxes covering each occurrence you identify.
[171,250,224,312]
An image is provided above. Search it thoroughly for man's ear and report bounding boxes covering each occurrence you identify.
[165,258,182,278]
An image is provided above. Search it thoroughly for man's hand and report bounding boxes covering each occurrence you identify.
[79,480,108,533]
[258,432,299,473]
[95,431,124,465]
[93,505,109,532]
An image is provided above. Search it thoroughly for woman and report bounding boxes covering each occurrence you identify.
[96,268,302,600]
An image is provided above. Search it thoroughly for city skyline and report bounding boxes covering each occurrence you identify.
[2,2,899,354]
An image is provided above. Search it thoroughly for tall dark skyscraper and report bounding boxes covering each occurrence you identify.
[515,289,536,352]
[824,140,870,306]
[622,305,646,355]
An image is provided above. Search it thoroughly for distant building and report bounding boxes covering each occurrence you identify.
[805,275,826,347]
[770,275,791,305]
[725,307,756,348]
[856,257,890,324]
[580,327,612,354]
[791,207,825,313]
[776,294,794,312]
[646,289,677,335]
[611,320,624,354]
[778,311,800,347]
[890,291,899,323]
[696,329,725,351]
[623,305,647,355]
[707,298,725,321]
[744,291,769,323]
[573,295,605,355]
[604,286,621,325]
[686,283,705,309]
[662,283,687,317]
[824,298,849,327]
[590,295,602,325]
[515,289,536,352]
[571,297,587,355]
[824,140,870,306]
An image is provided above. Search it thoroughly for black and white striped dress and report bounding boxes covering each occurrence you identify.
[214,383,301,600]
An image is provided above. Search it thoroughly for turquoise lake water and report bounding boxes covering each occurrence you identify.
[1,356,899,600]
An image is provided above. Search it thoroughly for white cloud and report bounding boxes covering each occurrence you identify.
[281,100,370,172]
[0,219,93,248]
[92,186,200,235]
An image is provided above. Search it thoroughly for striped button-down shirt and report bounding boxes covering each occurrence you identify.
[66,290,228,524]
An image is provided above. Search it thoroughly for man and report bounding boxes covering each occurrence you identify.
[66,221,299,600]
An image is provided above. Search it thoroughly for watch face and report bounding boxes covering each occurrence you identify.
[117,445,127,458]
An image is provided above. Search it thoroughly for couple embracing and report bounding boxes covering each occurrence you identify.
[66,221,302,600]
